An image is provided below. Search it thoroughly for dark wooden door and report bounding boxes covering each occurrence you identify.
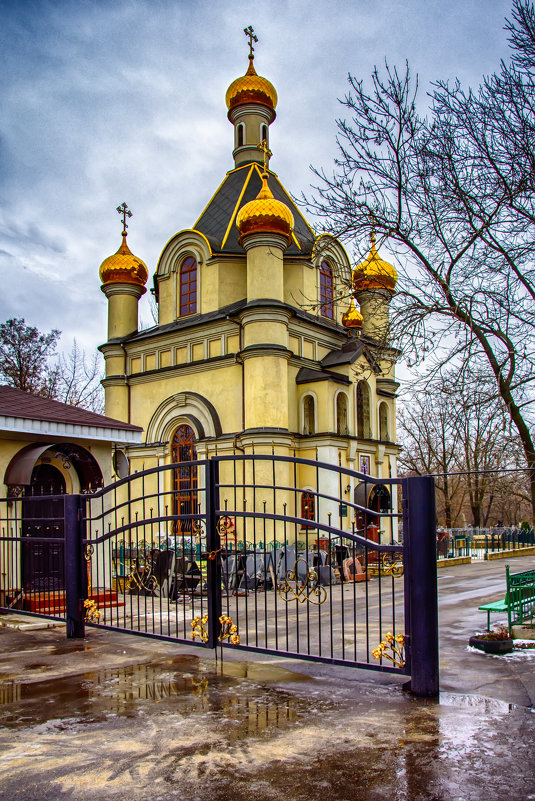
[22,464,66,592]
[171,425,198,534]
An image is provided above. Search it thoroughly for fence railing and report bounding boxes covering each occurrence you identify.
[437,527,535,560]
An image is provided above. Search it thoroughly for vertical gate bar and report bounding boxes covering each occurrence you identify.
[206,457,221,649]
[64,494,85,639]
[404,475,439,697]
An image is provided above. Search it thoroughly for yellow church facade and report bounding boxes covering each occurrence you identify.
[98,44,400,540]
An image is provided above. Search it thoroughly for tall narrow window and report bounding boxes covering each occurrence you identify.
[356,381,371,439]
[379,402,390,441]
[303,395,315,435]
[260,124,268,144]
[301,491,315,529]
[336,393,349,435]
[171,424,198,533]
[237,123,245,147]
[179,256,197,316]
[319,261,334,319]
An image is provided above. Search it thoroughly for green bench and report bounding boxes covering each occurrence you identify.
[478,566,535,631]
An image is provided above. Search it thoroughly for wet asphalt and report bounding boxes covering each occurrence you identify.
[1,555,535,800]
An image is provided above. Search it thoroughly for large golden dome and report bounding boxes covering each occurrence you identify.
[236,172,294,246]
[226,56,277,115]
[99,234,148,288]
[353,236,397,292]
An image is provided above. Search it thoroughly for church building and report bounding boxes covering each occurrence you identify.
[98,35,400,535]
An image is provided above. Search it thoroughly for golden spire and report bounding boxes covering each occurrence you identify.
[352,230,397,292]
[342,296,363,329]
[225,28,277,113]
[236,172,294,246]
[99,203,148,288]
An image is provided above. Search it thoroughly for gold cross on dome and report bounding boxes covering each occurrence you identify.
[116,202,132,235]
[244,26,258,57]
[257,139,272,171]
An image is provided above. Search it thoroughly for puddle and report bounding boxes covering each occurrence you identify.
[0,654,534,801]
[0,655,314,734]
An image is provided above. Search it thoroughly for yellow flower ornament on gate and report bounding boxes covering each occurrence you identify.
[373,632,405,668]
[191,614,240,645]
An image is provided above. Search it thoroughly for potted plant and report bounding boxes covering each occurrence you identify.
[469,624,513,655]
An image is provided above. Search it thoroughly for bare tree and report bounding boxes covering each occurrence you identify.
[55,340,104,413]
[305,0,535,519]
[0,318,103,412]
[0,318,60,396]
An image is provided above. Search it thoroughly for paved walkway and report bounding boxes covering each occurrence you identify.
[0,555,534,800]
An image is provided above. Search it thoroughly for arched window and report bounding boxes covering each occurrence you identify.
[303,395,315,435]
[237,123,245,148]
[356,381,371,439]
[260,124,268,144]
[379,402,390,441]
[179,256,197,316]
[301,491,315,529]
[171,424,198,533]
[336,393,349,435]
[319,261,334,319]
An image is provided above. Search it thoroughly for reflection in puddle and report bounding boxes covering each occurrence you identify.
[0,657,304,736]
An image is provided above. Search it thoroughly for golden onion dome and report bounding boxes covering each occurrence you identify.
[353,236,397,292]
[99,234,148,288]
[342,296,363,329]
[226,56,277,115]
[236,172,294,246]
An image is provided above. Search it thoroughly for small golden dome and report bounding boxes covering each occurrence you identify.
[342,296,363,329]
[99,234,148,288]
[226,56,277,114]
[353,236,397,292]
[236,172,294,246]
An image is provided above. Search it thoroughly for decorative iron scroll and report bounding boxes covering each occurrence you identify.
[373,632,405,668]
[278,558,327,606]
[381,551,404,578]
[126,554,159,594]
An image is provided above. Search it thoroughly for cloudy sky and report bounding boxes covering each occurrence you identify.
[0,0,514,358]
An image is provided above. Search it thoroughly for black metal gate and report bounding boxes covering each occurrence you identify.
[0,453,438,696]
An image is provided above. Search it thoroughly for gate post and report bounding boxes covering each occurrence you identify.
[205,458,222,649]
[404,476,439,696]
[64,494,85,639]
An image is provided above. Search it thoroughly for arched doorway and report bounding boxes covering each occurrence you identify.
[354,482,392,560]
[171,424,198,533]
[22,463,66,592]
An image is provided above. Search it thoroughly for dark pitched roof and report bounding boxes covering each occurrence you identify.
[296,367,350,386]
[0,386,142,431]
[321,338,381,373]
[193,163,316,256]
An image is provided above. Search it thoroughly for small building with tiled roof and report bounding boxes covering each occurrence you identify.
[0,385,142,497]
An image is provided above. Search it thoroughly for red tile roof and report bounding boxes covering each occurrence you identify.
[0,386,142,431]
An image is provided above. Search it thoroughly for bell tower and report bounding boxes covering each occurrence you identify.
[225,27,277,168]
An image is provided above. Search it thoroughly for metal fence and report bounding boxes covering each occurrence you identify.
[0,454,439,696]
[437,527,535,560]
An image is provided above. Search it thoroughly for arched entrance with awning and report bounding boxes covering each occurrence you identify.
[4,443,104,592]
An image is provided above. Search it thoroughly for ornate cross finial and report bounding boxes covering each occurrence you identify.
[244,26,258,58]
[257,139,272,171]
[116,202,132,235]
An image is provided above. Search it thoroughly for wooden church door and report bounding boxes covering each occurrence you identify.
[171,425,198,533]
[22,463,66,592]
